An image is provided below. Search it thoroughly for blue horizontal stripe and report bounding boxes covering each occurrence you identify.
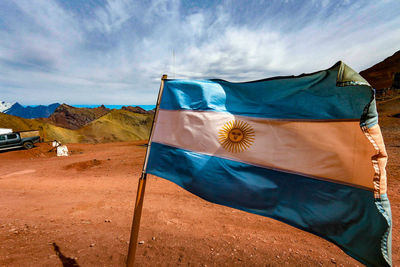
[160,63,373,121]
[147,142,390,267]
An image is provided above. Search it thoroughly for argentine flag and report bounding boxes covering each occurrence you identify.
[146,62,392,267]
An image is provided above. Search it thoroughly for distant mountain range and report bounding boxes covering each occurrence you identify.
[41,104,154,130]
[1,102,60,119]
[0,101,155,120]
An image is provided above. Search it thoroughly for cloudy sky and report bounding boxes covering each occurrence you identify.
[0,0,399,105]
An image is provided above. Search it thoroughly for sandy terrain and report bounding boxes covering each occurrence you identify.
[0,132,399,266]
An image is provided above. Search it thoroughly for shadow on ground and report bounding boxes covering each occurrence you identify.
[52,243,80,267]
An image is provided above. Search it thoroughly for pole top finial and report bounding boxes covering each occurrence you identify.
[162,74,168,80]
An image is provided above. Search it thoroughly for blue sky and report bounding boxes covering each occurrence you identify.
[0,0,399,105]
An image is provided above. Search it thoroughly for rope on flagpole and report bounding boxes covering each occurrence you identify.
[126,74,168,267]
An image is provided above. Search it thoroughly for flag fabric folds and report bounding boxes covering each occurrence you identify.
[146,62,392,267]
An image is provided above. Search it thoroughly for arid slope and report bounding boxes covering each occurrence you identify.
[360,50,400,89]
[77,109,153,143]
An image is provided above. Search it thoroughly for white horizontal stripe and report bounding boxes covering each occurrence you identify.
[152,109,375,189]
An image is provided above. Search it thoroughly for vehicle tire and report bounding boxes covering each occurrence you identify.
[23,141,34,149]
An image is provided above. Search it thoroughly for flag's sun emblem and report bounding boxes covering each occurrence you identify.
[218,120,255,153]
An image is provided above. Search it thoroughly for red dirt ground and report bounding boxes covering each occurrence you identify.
[0,133,399,266]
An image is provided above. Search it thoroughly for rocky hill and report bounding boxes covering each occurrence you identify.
[121,105,155,114]
[45,104,110,129]
[360,50,400,90]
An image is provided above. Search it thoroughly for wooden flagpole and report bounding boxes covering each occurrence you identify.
[126,74,168,267]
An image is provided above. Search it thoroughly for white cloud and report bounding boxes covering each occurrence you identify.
[0,0,399,104]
